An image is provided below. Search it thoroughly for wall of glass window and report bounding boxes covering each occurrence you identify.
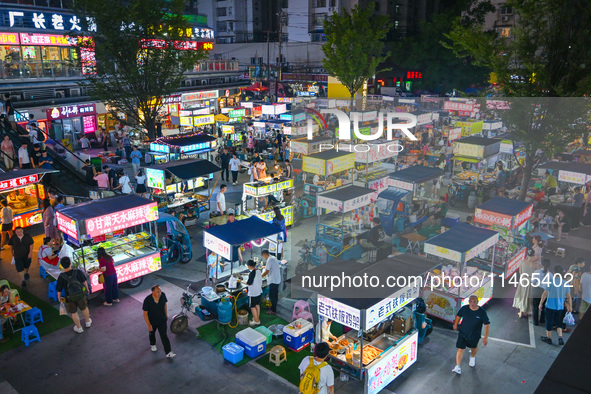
[0,36,81,79]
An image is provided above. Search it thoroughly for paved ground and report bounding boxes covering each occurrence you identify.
[0,171,589,393]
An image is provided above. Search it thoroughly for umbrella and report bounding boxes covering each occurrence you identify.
[528,231,555,241]
[243,82,268,92]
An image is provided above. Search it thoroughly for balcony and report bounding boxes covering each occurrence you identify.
[192,59,239,73]
[1,60,82,80]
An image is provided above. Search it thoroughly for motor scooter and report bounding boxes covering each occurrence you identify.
[170,285,218,334]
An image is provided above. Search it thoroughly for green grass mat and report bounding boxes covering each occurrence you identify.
[1,281,73,353]
[417,225,440,239]
[256,344,314,386]
[197,312,289,367]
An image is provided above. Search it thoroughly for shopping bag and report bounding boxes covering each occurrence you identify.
[227,275,238,289]
[11,257,15,265]
[59,302,67,316]
[98,274,105,284]
[563,312,575,326]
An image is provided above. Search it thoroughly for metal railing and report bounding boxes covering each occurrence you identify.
[1,60,82,80]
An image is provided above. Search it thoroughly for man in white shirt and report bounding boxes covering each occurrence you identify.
[216,184,227,215]
[298,342,335,394]
[229,153,241,186]
[18,142,33,169]
[580,264,591,320]
[261,249,282,315]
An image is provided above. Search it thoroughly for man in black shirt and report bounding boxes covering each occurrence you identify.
[83,159,97,186]
[31,144,42,168]
[452,295,490,375]
[143,285,175,358]
[8,226,34,288]
[56,257,92,333]
[359,218,384,250]
[104,165,118,189]
[219,148,231,181]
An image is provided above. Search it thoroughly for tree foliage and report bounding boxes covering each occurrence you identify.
[71,0,208,139]
[322,4,392,106]
[444,0,591,199]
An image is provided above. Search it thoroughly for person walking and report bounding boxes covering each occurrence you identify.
[1,200,13,250]
[130,146,142,175]
[229,153,241,185]
[56,257,92,333]
[142,285,175,358]
[122,133,131,160]
[539,265,572,346]
[219,148,230,181]
[8,226,34,288]
[298,342,335,394]
[567,258,585,314]
[135,169,147,196]
[246,259,262,326]
[532,259,552,326]
[1,135,15,170]
[261,249,281,315]
[580,263,591,320]
[513,248,538,318]
[102,128,109,151]
[97,247,120,306]
[216,184,227,215]
[119,172,133,194]
[452,295,490,375]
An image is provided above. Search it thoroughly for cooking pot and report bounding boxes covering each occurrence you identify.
[216,284,226,293]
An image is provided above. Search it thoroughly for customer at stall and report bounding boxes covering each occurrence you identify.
[56,257,92,333]
[216,184,227,215]
[207,250,221,284]
[1,200,13,250]
[246,259,262,326]
[142,285,175,358]
[97,247,120,306]
[539,265,572,346]
[429,196,449,226]
[261,249,281,315]
[298,342,334,394]
[543,171,558,196]
[229,153,241,186]
[452,295,490,375]
[0,284,13,343]
[38,236,58,266]
[532,259,552,326]
[554,209,571,241]
[42,198,59,245]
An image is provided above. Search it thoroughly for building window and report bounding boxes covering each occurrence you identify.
[330,0,336,6]
[500,27,511,37]
[316,0,326,7]
[394,20,399,29]
[216,7,227,17]
[395,4,400,14]
[216,21,227,32]
[282,0,289,8]
[499,5,513,14]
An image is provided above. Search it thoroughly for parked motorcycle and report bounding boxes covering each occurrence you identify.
[170,285,217,334]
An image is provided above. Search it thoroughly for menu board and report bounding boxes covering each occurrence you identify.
[367,332,418,394]
[83,115,97,133]
[146,168,165,189]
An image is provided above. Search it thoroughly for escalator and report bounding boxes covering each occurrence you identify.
[0,115,94,197]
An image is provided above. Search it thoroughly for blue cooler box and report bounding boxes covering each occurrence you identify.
[236,328,267,359]
[283,318,314,350]
[442,213,460,228]
[222,342,244,364]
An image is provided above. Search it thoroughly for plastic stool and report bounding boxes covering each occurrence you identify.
[48,281,58,302]
[21,325,41,346]
[269,345,287,367]
[555,248,566,258]
[39,265,49,279]
[24,307,44,325]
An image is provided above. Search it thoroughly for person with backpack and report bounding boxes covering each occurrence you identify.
[298,342,334,394]
[56,257,92,333]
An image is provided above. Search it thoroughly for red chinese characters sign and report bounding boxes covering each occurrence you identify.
[20,33,73,46]
[56,211,79,239]
[444,101,474,112]
[85,202,159,237]
[506,248,527,278]
[514,205,533,229]
[474,208,512,228]
[89,252,162,292]
[0,174,39,192]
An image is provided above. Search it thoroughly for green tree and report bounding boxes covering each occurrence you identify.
[444,0,591,199]
[71,0,209,139]
[322,4,392,109]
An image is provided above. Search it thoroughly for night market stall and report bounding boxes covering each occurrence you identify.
[473,197,532,278]
[422,223,498,322]
[315,185,380,263]
[144,158,221,214]
[0,169,58,229]
[242,175,295,226]
[149,132,217,163]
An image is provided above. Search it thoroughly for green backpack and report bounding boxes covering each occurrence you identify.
[299,357,327,394]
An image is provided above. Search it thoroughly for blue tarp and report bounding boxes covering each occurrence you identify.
[477,197,532,217]
[203,216,281,247]
[389,165,443,184]
[378,187,410,202]
[424,223,498,254]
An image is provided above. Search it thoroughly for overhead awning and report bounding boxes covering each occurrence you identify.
[389,165,444,184]
[148,159,221,180]
[317,185,377,212]
[452,156,481,163]
[214,114,229,122]
[424,223,499,263]
[378,187,410,202]
[0,168,59,192]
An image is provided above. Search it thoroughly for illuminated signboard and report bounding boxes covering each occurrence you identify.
[193,114,214,126]
[406,71,422,79]
[279,114,292,121]
[150,143,170,154]
[20,32,74,46]
[146,168,165,189]
[2,10,88,32]
[56,211,78,239]
[228,109,246,118]
[46,104,96,120]
[89,252,162,293]
[141,39,213,51]
[182,90,218,102]
[0,32,20,45]
[85,202,159,237]
[180,142,211,153]
[0,174,39,191]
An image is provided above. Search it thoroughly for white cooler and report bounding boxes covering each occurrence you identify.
[236,328,267,358]
[283,318,314,351]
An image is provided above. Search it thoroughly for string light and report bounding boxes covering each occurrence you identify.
[251,238,268,247]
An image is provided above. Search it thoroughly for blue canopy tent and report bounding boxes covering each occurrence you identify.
[422,223,499,321]
[203,216,282,281]
[476,197,532,220]
[389,165,444,185]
